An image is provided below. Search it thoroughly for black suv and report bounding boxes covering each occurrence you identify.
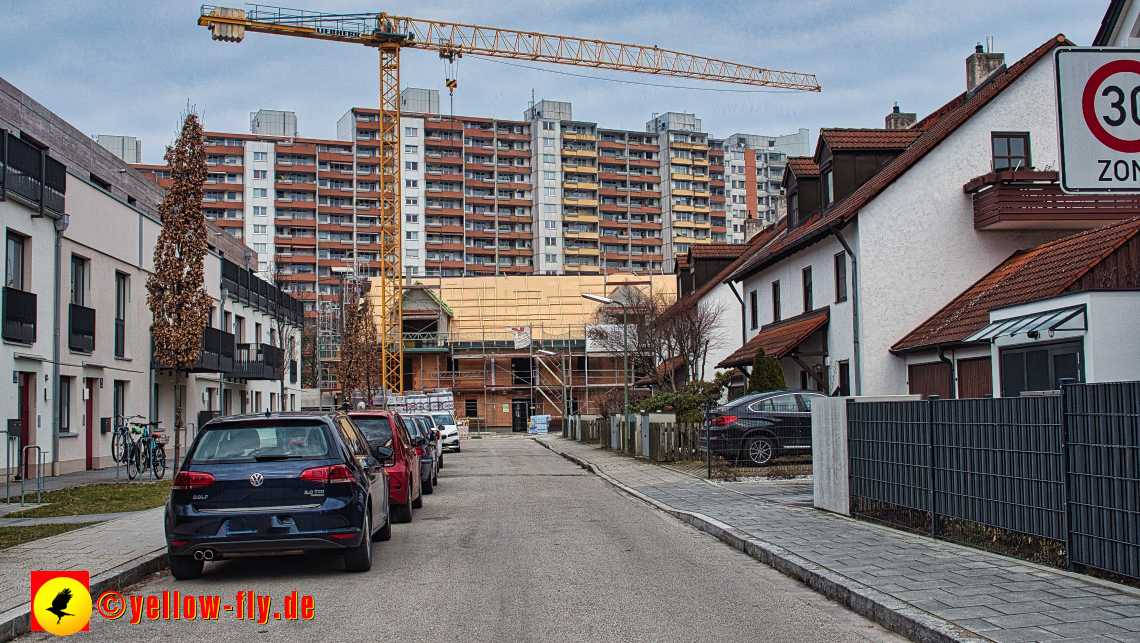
[707,390,825,465]
[165,412,391,579]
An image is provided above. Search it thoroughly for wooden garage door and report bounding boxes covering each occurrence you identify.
[957,357,993,399]
[908,362,952,400]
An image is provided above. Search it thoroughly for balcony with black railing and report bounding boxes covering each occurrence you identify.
[233,343,285,380]
[68,303,95,352]
[2,287,36,344]
[1,130,66,216]
[152,327,235,373]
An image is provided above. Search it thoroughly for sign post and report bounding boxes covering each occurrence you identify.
[1056,48,1140,192]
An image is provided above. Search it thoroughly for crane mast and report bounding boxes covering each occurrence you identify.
[198,4,820,398]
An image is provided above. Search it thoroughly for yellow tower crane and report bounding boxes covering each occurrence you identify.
[198,4,820,396]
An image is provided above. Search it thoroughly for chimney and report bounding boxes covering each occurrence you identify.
[885,103,917,130]
[743,215,764,241]
[966,41,1005,94]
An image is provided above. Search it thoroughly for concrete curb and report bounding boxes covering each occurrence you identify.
[0,544,167,643]
[535,438,991,643]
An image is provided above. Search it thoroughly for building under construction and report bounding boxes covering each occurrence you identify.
[382,272,675,432]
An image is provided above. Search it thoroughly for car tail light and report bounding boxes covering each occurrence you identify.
[415,446,424,456]
[299,464,354,483]
[173,471,215,490]
[711,415,737,426]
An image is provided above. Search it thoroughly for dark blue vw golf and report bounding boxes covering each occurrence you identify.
[165,412,390,580]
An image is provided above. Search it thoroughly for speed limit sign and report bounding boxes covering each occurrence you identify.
[1056,48,1140,192]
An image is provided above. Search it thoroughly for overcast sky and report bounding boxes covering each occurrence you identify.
[0,1,1108,164]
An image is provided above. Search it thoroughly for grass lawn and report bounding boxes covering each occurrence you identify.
[0,523,95,550]
[5,481,172,518]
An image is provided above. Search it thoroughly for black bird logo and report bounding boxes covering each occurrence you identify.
[44,587,74,624]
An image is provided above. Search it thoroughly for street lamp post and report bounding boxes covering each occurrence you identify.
[582,294,629,452]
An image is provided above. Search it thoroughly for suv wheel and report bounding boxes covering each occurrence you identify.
[743,437,775,466]
[343,511,372,572]
[169,552,203,580]
[423,473,434,495]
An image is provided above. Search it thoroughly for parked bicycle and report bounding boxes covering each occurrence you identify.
[124,418,166,480]
[110,415,143,464]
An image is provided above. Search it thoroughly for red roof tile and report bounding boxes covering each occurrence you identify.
[717,308,830,368]
[727,35,1074,285]
[818,129,922,151]
[675,255,691,270]
[785,157,820,177]
[690,243,748,260]
[892,218,1140,352]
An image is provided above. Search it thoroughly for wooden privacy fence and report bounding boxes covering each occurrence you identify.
[648,422,702,462]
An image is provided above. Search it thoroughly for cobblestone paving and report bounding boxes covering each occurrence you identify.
[541,437,1140,643]
[0,508,165,615]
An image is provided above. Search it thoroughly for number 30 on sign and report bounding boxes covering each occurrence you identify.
[1056,48,1140,192]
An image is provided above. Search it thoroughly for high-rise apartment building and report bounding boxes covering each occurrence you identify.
[94,134,142,163]
[648,112,711,265]
[719,129,810,242]
[135,91,805,285]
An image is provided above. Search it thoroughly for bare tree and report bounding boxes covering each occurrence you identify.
[337,279,381,405]
[147,111,210,474]
[589,290,725,393]
[268,262,300,410]
[299,317,318,388]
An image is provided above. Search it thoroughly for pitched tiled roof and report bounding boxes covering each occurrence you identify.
[717,308,830,368]
[675,255,690,270]
[785,157,820,177]
[892,218,1140,352]
[726,35,1073,285]
[818,129,922,151]
[634,357,684,386]
[690,243,748,260]
[669,224,783,315]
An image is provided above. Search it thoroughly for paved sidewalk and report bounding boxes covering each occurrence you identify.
[539,436,1140,643]
[0,510,142,527]
[0,507,166,641]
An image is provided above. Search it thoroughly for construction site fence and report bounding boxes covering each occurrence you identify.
[566,414,697,462]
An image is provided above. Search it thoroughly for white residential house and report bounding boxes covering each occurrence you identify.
[711,36,1130,399]
[2,75,302,476]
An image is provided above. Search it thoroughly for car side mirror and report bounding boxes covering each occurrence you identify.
[414,437,426,447]
[374,446,394,460]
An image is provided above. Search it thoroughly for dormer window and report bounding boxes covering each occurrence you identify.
[822,169,834,207]
[992,132,1030,171]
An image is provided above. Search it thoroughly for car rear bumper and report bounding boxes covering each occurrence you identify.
[386,468,412,505]
[165,501,366,557]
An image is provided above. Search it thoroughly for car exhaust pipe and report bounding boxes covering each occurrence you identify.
[203,549,215,560]
[193,551,205,560]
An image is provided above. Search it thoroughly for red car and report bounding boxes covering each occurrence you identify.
[348,411,422,522]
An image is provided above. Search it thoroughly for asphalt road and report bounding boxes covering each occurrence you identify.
[30,437,905,643]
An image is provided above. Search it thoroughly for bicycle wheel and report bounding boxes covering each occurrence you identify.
[111,429,127,463]
[151,445,166,479]
[125,445,139,480]
[139,442,151,478]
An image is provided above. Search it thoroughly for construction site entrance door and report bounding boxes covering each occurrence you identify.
[511,400,531,433]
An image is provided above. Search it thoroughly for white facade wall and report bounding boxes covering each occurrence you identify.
[985,291,1140,392]
[245,140,274,273]
[530,114,564,274]
[400,115,426,276]
[738,234,856,393]
[856,57,1066,395]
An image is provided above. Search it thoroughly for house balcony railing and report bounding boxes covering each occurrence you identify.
[2,287,36,344]
[152,327,235,373]
[1,130,66,216]
[233,343,285,380]
[965,170,1140,230]
[68,303,95,353]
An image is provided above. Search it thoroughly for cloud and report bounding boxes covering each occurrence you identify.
[0,0,1105,163]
